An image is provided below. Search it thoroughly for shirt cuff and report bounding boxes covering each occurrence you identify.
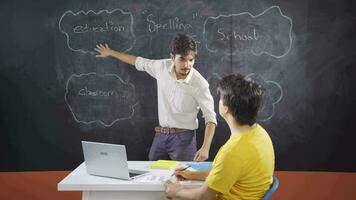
[134,56,145,71]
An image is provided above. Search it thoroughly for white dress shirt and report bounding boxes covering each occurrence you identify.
[135,57,217,130]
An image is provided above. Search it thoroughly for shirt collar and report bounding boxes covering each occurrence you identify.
[168,61,174,73]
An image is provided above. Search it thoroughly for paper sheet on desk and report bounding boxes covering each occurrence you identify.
[133,171,192,183]
[134,174,172,182]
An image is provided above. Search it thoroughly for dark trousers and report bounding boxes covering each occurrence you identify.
[148,130,197,161]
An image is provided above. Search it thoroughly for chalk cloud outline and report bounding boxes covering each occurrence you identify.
[64,72,138,127]
[245,73,283,121]
[59,9,136,54]
[203,5,293,58]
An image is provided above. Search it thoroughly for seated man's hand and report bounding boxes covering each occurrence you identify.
[174,167,194,181]
[164,180,182,199]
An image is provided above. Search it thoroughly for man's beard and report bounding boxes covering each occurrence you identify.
[181,69,190,75]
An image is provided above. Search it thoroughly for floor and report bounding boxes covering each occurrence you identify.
[0,171,355,200]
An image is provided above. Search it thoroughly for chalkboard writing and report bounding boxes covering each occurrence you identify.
[65,72,137,127]
[59,9,135,54]
[204,6,293,58]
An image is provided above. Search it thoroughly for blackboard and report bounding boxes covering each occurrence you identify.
[0,0,355,172]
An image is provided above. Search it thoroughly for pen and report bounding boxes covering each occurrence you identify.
[171,165,190,177]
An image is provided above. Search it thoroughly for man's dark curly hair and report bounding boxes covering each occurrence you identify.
[217,74,263,126]
[170,33,197,56]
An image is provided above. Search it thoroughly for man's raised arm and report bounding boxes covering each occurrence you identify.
[94,43,137,66]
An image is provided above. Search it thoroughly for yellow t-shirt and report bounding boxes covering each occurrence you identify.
[206,124,275,200]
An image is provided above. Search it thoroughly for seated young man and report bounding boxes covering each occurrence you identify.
[164,74,275,200]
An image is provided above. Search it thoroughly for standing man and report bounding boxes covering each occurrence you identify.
[94,33,217,161]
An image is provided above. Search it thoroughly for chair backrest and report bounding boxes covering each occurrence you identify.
[262,176,279,200]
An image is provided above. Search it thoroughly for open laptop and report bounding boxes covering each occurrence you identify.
[81,141,148,180]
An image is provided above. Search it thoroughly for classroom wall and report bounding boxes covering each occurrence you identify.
[0,0,355,173]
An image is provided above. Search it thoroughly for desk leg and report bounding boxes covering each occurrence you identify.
[82,191,167,200]
[82,191,90,200]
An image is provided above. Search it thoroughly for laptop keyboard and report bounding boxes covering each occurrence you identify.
[129,172,141,177]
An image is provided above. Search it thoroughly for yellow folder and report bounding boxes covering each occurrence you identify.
[149,160,179,169]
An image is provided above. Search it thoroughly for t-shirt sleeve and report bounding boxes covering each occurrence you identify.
[206,149,243,194]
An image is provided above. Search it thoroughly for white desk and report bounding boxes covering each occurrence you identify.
[58,161,204,200]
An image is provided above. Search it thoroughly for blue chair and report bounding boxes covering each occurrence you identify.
[262,176,279,200]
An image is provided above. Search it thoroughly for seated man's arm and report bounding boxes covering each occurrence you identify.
[175,169,211,181]
[164,181,217,200]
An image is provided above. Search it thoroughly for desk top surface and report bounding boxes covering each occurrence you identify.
[58,161,204,191]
